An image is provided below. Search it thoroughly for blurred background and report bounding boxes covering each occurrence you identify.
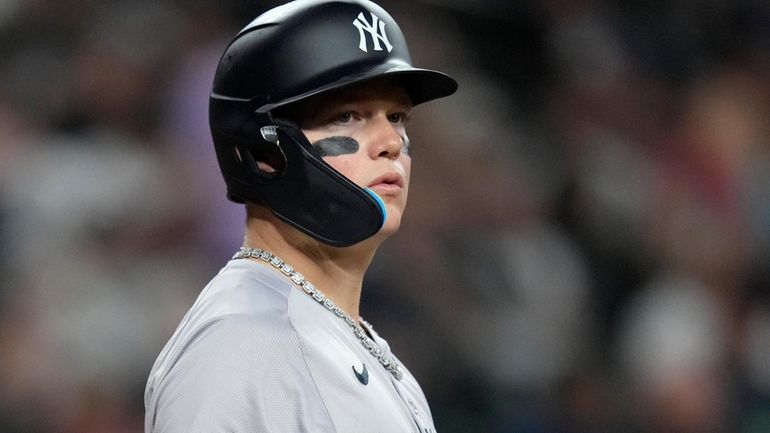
[0,0,768,432]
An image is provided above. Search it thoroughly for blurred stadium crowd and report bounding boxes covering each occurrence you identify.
[0,0,768,432]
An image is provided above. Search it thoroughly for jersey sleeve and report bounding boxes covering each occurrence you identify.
[146,314,335,433]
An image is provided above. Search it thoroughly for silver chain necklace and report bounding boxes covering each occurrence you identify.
[232,247,404,381]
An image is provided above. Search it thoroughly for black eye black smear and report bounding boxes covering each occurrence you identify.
[311,135,411,157]
[312,136,359,157]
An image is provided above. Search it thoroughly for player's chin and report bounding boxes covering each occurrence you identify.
[379,205,406,235]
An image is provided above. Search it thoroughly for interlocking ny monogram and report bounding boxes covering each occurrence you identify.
[353,12,393,53]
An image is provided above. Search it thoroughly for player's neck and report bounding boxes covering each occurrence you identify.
[243,207,381,320]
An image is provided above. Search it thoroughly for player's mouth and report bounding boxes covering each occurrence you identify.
[367,172,404,194]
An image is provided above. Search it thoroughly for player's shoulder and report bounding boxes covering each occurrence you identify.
[145,268,326,433]
[149,259,299,375]
[146,261,305,398]
[193,259,295,320]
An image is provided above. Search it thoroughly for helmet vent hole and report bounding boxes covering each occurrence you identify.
[233,144,285,179]
[233,145,243,163]
[255,159,278,174]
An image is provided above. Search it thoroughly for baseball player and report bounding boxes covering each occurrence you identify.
[144,0,457,432]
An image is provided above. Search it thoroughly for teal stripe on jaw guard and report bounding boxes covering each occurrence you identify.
[364,188,387,228]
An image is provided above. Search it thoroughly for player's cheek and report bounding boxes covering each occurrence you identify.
[321,154,361,184]
[395,156,410,184]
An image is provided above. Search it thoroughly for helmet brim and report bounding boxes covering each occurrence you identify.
[256,65,458,113]
[388,67,459,106]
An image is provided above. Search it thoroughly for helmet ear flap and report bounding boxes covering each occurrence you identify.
[251,124,386,247]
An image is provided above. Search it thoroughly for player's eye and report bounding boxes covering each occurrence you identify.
[388,112,410,125]
[333,112,355,124]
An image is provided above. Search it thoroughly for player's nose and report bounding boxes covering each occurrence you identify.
[366,115,404,160]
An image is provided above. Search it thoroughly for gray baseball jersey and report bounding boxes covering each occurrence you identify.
[144,259,436,433]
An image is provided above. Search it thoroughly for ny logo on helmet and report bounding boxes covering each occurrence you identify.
[353,12,393,53]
